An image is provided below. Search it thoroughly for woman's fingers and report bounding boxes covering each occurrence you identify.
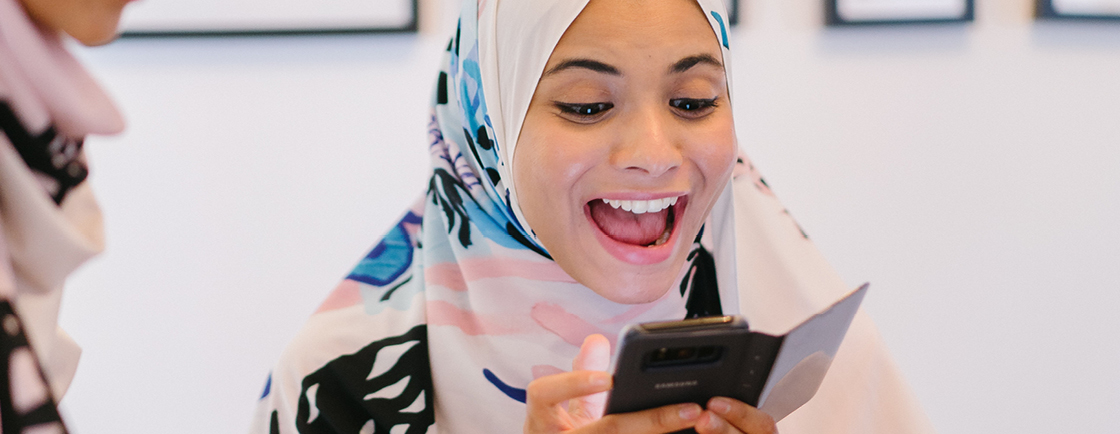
[526,334,710,434]
[694,397,778,434]
[695,412,732,434]
[525,370,612,432]
[524,369,703,434]
[526,370,613,411]
[568,334,611,421]
[572,334,611,372]
[593,403,702,434]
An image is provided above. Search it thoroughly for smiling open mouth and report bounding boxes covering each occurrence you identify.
[588,196,684,247]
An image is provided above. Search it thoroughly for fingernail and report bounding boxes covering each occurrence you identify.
[679,404,700,420]
[709,397,731,414]
[589,372,610,386]
[703,413,724,429]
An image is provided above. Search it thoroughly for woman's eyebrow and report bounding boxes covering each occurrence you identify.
[544,58,621,76]
[670,54,723,73]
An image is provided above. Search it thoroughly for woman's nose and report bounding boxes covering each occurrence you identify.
[610,108,683,178]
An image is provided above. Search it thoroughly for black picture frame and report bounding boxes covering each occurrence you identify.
[120,0,418,38]
[826,0,974,25]
[1036,0,1120,20]
[725,0,740,26]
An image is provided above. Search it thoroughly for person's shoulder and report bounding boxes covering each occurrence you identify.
[274,278,428,382]
[255,278,432,433]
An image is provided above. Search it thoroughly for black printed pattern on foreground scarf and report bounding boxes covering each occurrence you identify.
[294,325,434,434]
[0,300,69,434]
[0,101,88,205]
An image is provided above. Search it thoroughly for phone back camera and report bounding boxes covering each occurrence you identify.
[644,345,723,369]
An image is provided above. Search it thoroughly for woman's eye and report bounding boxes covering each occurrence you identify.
[669,97,718,117]
[554,102,614,122]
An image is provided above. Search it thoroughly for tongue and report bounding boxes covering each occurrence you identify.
[589,201,669,246]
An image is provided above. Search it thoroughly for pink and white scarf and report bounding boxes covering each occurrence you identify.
[0,0,121,429]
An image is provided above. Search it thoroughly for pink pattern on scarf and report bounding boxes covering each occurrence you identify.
[427,300,530,335]
[0,0,123,136]
[530,302,612,348]
[425,257,577,292]
[425,263,469,292]
[531,365,565,379]
[314,280,362,314]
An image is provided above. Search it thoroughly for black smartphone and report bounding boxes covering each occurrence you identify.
[604,284,868,422]
[603,315,781,415]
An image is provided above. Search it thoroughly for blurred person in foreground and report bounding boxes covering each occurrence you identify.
[0,0,133,430]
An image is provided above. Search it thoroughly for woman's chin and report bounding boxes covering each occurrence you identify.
[586,277,676,305]
[569,254,690,305]
[567,215,699,304]
[66,11,125,46]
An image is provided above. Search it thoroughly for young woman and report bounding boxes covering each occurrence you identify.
[252,1,935,433]
[0,0,132,430]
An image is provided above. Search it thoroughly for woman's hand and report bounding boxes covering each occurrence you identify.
[523,334,779,434]
[524,334,702,434]
[693,397,778,434]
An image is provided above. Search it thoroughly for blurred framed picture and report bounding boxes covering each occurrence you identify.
[120,0,418,36]
[1037,0,1120,19]
[827,0,974,25]
[724,0,741,25]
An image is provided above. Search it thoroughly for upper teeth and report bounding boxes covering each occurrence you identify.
[601,196,679,214]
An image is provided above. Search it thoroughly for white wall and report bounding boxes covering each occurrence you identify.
[59,0,1119,433]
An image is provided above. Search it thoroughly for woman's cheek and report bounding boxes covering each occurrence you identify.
[695,132,737,183]
[712,117,739,179]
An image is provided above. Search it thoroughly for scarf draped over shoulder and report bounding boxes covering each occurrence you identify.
[0,0,123,431]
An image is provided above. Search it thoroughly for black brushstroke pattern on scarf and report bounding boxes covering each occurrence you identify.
[462,127,490,187]
[380,275,414,302]
[453,21,461,54]
[0,301,70,433]
[506,222,552,260]
[680,227,722,319]
[296,325,433,434]
[436,72,449,105]
[0,101,87,205]
[429,168,473,248]
[474,125,493,150]
[269,411,280,434]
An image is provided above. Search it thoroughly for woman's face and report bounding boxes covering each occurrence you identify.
[20,0,132,46]
[514,0,737,304]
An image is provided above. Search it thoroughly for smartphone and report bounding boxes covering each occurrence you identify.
[603,315,781,416]
[604,284,868,422]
